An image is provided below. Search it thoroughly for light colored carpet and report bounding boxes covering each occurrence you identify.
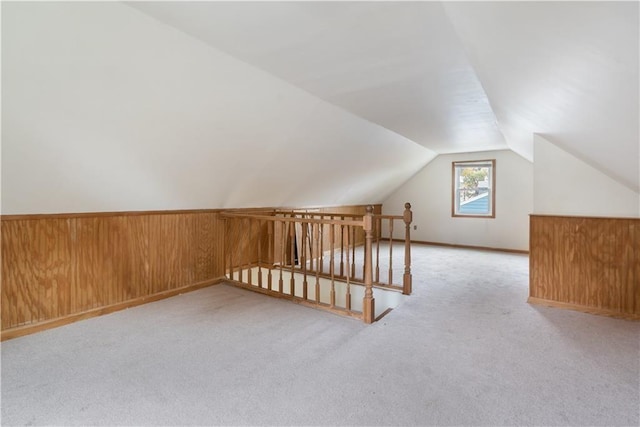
[2,245,638,426]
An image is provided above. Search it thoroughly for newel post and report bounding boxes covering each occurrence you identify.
[363,205,375,324]
[403,202,413,295]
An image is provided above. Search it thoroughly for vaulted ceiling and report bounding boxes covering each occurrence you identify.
[129,1,639,192]
[2,1,638,215]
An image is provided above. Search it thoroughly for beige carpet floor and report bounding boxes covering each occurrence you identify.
[2,244,638,426]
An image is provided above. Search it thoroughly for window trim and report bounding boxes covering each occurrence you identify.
[451,159,496,219]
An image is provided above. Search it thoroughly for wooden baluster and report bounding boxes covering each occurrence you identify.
[363,205,375,324]
[362,229,366,280]
[308,220,314,272]
[311,222,316,270]
[345,223,351,311]
[231,218,236,281]
[268,220,273,291]
[279,219,284,293]
[330,223,336,307]
[340,218,345,277]
[290,217,295,296]
[351,225,356,279]
[231,218,239,281]
[302,218,308,300]
[403,202,413,295]
[224,218,229,280]
[375,216,380,284]
[319,221,324,274]
[245,218,250,285]
[234,219,240,281]
[314,223,321,303]
[257,219,263,289]
[228,219,232,281]
[388,218,394,285]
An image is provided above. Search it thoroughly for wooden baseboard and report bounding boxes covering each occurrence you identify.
[1,278,224,341]
[527,297,640,321]
[389,238,529,254]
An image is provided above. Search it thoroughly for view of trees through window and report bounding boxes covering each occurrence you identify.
[452,160,495,217]
[459,166,489,202]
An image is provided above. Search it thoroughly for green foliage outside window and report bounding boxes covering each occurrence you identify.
[459,167,488,201]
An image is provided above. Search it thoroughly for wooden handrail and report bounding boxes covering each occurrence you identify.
[374,214,404,220]
[220,211,363,227]
[259,208,403,223]
[221,203,413,322]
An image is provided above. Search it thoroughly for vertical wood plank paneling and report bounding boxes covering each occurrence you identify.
[215,215,227,277]
[225,214,264,270]
[633,221,640,315]
[529,215,639,319]
[1,219,74,328]
[194,213,217,282]
[74,217,98,313]
[198,212,225,280]
[149,214,194,293]
[1,205,375,335]
[126,215,151,300]
[74,216,150,313]
[1,223,12,329]
[1,211,217,333]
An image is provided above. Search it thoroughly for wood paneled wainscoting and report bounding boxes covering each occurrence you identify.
[1,211,226,340]
[529,215,640,320]
[1,205,378,340]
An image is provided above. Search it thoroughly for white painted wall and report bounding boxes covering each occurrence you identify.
[1,2,435,214]
[533,135,639,217]
[382,150,533,251]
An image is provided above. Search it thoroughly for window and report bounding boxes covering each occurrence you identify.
[452,159,495,218]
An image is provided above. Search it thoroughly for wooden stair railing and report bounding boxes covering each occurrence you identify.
[371,202,413,295]
[269,204,413,294]
[220,203,413,323]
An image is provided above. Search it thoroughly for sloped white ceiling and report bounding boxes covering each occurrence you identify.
[130,1,639,192]
[127,1,506,153]
[443,1,639,192]
[1,1,435,214]
[3,1,638,214]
